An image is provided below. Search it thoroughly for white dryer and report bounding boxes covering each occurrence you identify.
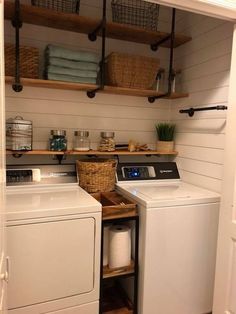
[6,164,101,314]
[116,162,220,314]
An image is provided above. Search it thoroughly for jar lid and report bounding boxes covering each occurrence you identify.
[6,116,32,125]
[51,130,66,136]
[74,130,89,137]
[101,131,115,138]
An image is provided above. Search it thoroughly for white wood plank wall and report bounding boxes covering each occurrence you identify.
[5,0,175,165]
[172,13,233,192]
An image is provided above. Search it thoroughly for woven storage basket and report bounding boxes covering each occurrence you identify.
[77,159,117,193]
[31,0,80,13]
[5,43,39,79]
[106,52,159,89]
[111,0,160,31]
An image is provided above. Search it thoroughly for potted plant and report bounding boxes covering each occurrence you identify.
[155,123,175,152]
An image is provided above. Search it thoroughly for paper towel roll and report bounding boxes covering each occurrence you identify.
[103,225,110,266]
[108,225,131,269]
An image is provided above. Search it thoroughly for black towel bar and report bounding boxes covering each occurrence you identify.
[179,105,228,117]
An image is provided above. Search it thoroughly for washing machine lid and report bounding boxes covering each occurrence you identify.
[6,184,101,221]
[116,181,220,207]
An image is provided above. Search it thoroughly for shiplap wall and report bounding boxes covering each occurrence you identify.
[5,0,179,165]
[172,13,233,192]
[5,1,234,192]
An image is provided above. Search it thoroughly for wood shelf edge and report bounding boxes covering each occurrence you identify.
[5,77,188,99]
[6,150,178,156]
[103,260,135,279]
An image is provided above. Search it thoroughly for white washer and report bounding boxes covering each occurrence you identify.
[6,165,101,314]
[116,162,220,314]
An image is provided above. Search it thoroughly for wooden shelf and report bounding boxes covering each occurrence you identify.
[6,149,178,156]
[6,150,64,155]
[4,1,191,48]
[103,260,135,279]
[5,77,189,99]
[102,283,133,314]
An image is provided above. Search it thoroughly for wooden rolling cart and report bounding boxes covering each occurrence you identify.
[92,192,139,314]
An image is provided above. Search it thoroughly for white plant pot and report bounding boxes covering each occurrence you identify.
[157,140,174,152]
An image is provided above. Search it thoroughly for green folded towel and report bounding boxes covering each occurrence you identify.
[47,73,97,84]
[45,45,100,63]
[47,65,98,78]
[47,57,100,72]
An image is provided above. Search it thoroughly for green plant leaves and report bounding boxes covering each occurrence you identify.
[155,123,175,141]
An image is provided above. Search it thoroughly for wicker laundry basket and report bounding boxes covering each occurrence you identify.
[5,43,39,79]
[106,52,159,89]
[77,159,117,193]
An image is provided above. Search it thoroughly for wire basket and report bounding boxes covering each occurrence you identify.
[76,159,117,193]
[5,43,39,79]
[106,52,160,89]
[31,0,80,13]
[111,0,160,31]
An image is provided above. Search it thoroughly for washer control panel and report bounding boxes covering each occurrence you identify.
[117,162,180,181]
[122,166,155,179]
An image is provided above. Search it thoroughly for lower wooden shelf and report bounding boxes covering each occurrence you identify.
[102,282,133,314]
[103,260,135,279]
[5,76,189,99]
[6,149,178,156]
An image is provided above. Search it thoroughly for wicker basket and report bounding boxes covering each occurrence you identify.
[31,0,80,13]
[77,159,117,193]
[5,43,39,79]
[111,0,160,31]
[106,52,159,89]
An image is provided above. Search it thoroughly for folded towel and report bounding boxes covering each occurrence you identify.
[46,57,100,72]
[45,45,100,63]
[47,73,97,84]
[47,65,98,78]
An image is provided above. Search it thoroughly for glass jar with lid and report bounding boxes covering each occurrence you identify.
[98,131,116,152]
[49,130,67,151]
[73,130,90,151]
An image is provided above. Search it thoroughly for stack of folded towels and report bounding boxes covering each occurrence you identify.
[45,44,100,84]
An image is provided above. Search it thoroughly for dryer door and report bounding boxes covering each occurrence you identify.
[6,214,99,310]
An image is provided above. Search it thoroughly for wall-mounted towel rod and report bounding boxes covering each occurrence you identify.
[179,105,228,117]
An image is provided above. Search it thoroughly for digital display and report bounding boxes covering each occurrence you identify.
[124,167,149,179]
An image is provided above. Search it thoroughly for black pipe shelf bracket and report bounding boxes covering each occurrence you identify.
[87,0,107,99]
[179,105,228,117]
[150,34,171,52]
[148,8,176,103]
[12,0,23,92]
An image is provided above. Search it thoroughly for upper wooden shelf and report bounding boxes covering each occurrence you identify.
[5,77,189,99]
[4,1,191,48]
[6,149,178,156]
[103,260,135,279]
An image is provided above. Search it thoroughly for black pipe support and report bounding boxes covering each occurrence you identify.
[87,0,107,99]
[148,8,176,103]
[12,0,23,92]
[150,34,171,51]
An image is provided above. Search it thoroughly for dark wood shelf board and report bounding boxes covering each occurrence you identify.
[6,150,64,155]
[103,260,135,279]
[6,149,178,156]
[5,76,97,92]
[5,77,189,99]
[4,1,191,48]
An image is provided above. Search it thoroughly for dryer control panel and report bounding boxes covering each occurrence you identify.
[117,162,180,181]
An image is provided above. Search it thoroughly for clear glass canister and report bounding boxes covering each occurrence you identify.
[6,116,33,151]
[73,130,90,151]
[49,130,67,151]
[98,131,115,152]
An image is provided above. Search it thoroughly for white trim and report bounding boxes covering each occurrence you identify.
[147,0,236,21]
